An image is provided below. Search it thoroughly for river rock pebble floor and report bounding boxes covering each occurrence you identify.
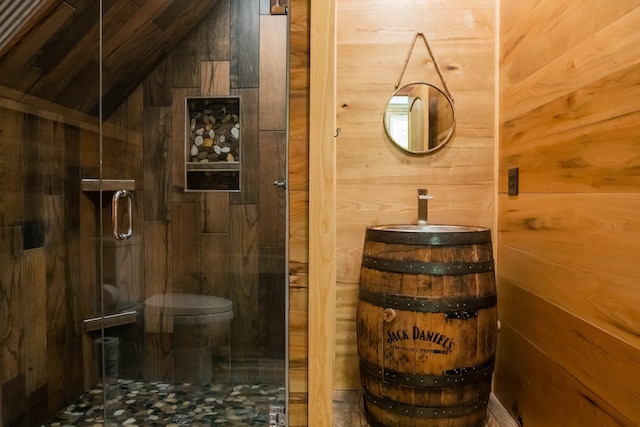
[41,380,286,426]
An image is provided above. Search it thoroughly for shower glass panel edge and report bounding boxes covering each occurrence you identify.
[98,1,290,426]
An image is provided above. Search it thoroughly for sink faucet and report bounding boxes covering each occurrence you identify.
[417,189,433,225]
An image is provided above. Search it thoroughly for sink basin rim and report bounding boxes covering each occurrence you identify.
[365,224,492,246]
[369,224,489,233]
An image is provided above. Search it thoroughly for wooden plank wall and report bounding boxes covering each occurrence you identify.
[0,1,289,425]
[496,1,640,425]
[334,0,496,391]
[287,0,311,424]
[104,0,288,379]
[0,96,100,427]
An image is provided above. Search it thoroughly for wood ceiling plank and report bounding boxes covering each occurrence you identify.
[0,1,73,84]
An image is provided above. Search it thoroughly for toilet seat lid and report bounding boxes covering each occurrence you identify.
[144,293,233,316]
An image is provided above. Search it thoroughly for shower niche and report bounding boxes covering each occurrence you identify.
[185,96,241,192]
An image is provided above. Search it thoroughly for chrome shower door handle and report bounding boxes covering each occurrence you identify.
[112,190,133,241]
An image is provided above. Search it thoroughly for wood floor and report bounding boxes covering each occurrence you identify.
[332,391,519,427]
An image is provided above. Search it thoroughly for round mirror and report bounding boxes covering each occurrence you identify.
[383,82,455,154]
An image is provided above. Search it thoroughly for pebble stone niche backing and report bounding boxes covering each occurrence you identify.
[186,97,241,192]
[41,380,285,426]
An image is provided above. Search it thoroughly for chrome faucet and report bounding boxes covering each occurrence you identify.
[417,189,433,225]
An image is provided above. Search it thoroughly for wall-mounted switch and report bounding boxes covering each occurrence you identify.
[508,167,519,196]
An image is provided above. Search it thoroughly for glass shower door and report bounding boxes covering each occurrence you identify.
[98,1,289,425]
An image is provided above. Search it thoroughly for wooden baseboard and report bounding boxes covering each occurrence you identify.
[488,393,520,427]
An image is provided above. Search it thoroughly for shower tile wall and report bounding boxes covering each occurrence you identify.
[0,0,286,425]
[106,0,287,375]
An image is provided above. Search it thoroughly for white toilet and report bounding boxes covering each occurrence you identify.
[144,293,234,384]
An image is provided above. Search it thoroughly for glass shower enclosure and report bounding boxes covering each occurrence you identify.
[0,1,288,425]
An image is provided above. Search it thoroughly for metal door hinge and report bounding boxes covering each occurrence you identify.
[269,405,286,427]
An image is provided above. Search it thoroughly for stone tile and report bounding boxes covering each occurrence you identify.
[42,380,285,426]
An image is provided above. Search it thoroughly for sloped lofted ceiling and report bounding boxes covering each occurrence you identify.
[0,0,219,117]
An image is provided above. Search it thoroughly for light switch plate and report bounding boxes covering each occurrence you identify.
[508,167,519,196]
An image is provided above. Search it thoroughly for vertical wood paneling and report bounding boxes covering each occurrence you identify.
[63,124,81,228]
[287,90,309,193]
[45,327,65,414]
[44,195,65,330]
[144,58,172,107]
[200,0,230,61]
[202,193,230,233]
[142,332,173,382]
[287,0,310,423]
[308,1,336,425]
[0,108,23,226]
[144,221,172,333]
[40,119,65,196]
[111,236,142,305]
[78,190,98,320]
[213,61,232,96]
[23,248,48,394]
[259,15,288,131]
[259,246,286,357]
[230,203,260,358]
[200,233,230,298]
[79,186,100,391]
[0,227,23,382]
[497,1,640,425]
[171,203,201,295]
[143,106,172,221]
[230,204,260,317]
[230,88,259,204]
[230,0,260,88]
[259,131,287,247]
[23,115,45,227]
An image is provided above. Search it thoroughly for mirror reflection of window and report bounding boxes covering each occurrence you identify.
[383,83,455,154]
[386,96,409,149]
[408,96,424,152]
